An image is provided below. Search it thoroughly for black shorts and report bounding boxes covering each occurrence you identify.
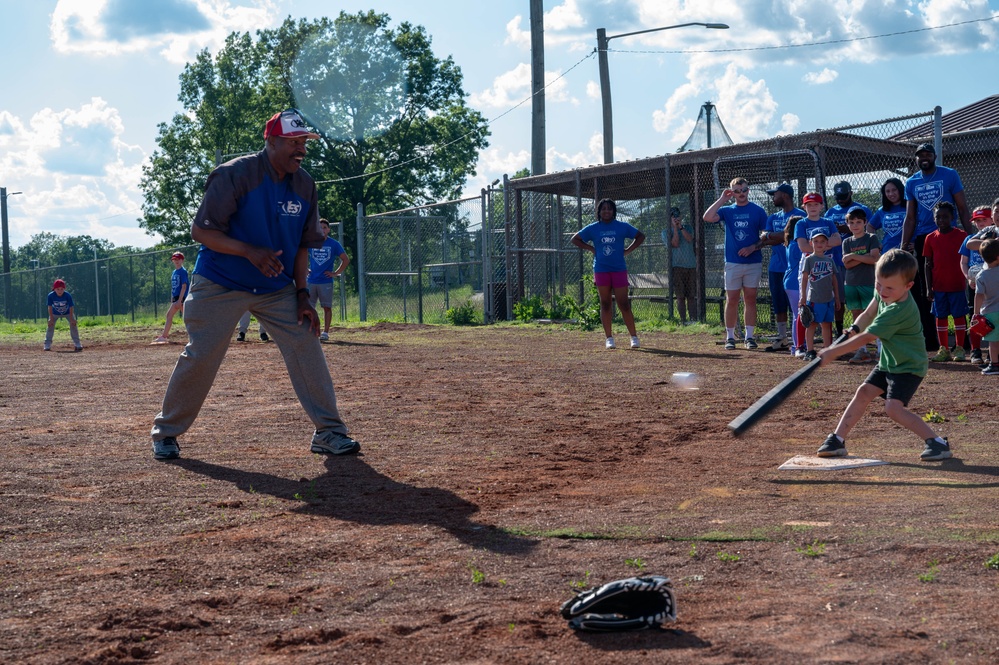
[863,368,924,406]
[172,296,182,303]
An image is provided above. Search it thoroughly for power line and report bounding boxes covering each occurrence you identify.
[604,15,998,55]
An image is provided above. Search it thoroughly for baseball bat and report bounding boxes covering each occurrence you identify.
[728,333,849,437]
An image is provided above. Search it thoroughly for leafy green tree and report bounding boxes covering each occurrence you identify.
[138,12,490,254]
[10,233,117,270]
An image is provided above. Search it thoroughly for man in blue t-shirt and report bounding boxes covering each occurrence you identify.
[759,183,805,349]
[824,181,872,337]
[150,109,360,462]
[901,143,973,350]
[703,177,769,350]
[307,218,350,341]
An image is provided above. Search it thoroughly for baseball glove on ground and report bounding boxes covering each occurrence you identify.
[560,575,677,631]
[798,303,814,328]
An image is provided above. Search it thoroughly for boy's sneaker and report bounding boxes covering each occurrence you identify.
[605,337,616,349]
[970,349,984,365]
[724,338,736,350]
[153,336,169,344]
[630,336,640,349]
[803,350,817,361]
[982,363,999,375]
[817,433,847,458]
[310,430,361,456]
[952,347,966,362]
[920,437,952,461]
[320,331,329,342]
[848,348,872,364]
[260,332,270,342]
[930,347,951,362]
[767,337,789,352]
[745,337,758,350]
[236,332,246,342]
[152,437,180,460]
[74,346,83,352]
[43,345,51,351]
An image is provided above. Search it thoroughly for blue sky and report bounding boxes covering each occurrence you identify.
[1,0,997,250]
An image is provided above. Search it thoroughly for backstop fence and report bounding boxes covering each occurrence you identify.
[4,106,999,329]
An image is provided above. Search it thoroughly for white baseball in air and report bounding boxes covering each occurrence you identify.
[671,372,700,390]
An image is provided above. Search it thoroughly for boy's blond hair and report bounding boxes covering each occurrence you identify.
[729,177,748,188]
[876,248,918,283]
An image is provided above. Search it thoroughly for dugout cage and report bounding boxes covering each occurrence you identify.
[499,101,999,331]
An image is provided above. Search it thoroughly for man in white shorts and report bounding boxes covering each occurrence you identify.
[703,177,769,349]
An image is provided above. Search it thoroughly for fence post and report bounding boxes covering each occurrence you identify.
[356,202,366,322]
[481,188,490,323]
[504,174,513,320]
[933,106,943,165]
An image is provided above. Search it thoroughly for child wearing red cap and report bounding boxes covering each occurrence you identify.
[44,279,82,352]
[154,252,189,344]
[960,206,994,364]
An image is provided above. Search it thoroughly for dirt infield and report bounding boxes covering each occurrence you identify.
[2,323,998,664]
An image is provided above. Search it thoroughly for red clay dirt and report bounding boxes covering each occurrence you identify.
[2,323,998,664]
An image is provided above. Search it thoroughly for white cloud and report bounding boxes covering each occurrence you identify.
[471,64,577,109]
[585,80,601,100]
[0,99,151,248]
[802,68,839,85]
[50,0,278,65]
[504,15,530,49]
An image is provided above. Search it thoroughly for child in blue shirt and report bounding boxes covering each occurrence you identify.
[44,279,82,352]
[154,252,189,343]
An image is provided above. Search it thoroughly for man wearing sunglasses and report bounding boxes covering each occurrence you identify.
[704,178,769,350]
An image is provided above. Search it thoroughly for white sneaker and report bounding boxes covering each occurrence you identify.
[320,331,329,341]
[630,336,640,349]
[605,337,616,349]
[153,336,169,344]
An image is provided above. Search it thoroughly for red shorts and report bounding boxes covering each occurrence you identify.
[594,271,629,288]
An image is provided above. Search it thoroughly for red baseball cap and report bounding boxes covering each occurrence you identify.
[171,251,184,260]
[972,208,993,221]
[53,279,66,289]
[263,110,320,140]
[802,192,824,205]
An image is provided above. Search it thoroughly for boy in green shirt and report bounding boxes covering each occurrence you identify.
[815,249,952,461]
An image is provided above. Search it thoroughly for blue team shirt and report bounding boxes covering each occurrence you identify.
[784,241,805,292]
[47,291,74,317]
[192,151,324,294]
[715,202,768,265]
[959,230,987,281]
[793,217,838,254]
[904,166,964,236]
[577,219,639,273]
[170,266,189,298]
[766,207,805,273]
[868,204,907,251]
[307,238,346,284]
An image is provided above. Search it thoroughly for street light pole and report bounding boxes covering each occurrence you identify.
[2,188,23,321]
[597,22,729,164]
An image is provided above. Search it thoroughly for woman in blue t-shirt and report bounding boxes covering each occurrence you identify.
[571,199,646,349]
[867,177,907,252]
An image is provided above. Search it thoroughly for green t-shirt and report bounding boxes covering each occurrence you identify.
[866,291,928,377]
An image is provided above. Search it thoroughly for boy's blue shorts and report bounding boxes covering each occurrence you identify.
[809,300,835,324]
[931,291,968,319]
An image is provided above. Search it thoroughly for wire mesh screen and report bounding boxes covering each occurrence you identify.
[361,196,484,324]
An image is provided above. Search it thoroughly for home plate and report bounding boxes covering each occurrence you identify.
[779,455,889,470]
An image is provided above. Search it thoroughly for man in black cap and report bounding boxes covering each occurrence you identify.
[901,143,973,350]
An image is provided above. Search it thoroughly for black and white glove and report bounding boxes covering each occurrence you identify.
[560,576,677,631]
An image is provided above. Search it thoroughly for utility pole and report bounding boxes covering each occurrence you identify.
[2,187,22,321]
[530,0,546,176]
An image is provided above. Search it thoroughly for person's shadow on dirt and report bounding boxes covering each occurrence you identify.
[172,456,538,556]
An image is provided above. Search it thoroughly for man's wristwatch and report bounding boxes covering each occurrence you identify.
[296,288,310,297]
[849,324,860,334]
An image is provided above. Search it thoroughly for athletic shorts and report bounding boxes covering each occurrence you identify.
[171,295,183,303]
[308,282,334,309]
[985,311,999,342]
[724,262,762,291]
[672,267,696,298]
[863,368,924,407]
[931,291,968,319]
[594,271,629,289]
[808,300,835,324]
[769,271,790,316]
[844,285,875,312]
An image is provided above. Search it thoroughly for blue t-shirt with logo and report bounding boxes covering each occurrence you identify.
[715,202,768,265]
[959,229,987,283]
[793,217,838,255]
[47,291,74,317]
[307,238,346,284]
[868,203,907,251]
[171,267,189,298]
[766,207,805,273]
[904,166,964,237]
[577,220,639,273]
[783,240,805,292]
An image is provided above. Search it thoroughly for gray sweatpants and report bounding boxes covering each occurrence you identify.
[45,315,81,348]
[151,275,348,442]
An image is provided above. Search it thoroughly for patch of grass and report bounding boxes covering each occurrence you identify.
[956,413,968,424]
[688,543,697,558]
[985,553,999,570]
[922,409,945,424]
[808,397,821,409]
[467,562,486,585]
[569,571,592,590]
[917,560,939,583]
[444,300,480,326]
[716,551,741,563]
[796,540,826,558]
[625,557,646,571]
